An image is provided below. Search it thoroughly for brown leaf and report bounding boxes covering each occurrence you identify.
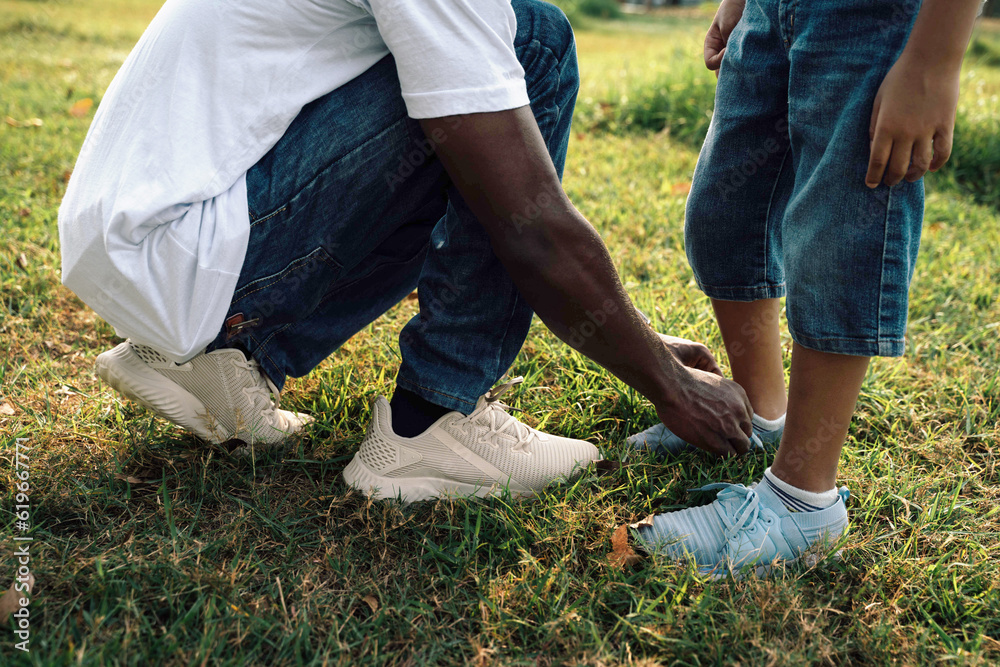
[114,473,148,484]
[608,524,644,569]
[69,98,93,118]
[362,595,379,613]
[405,291,419,301]
[0,402,14,416]
[17,253,28,270]
[671,181,692,196]
[4,117,18,127]
[17,207,30,217]
[0,574,34,624]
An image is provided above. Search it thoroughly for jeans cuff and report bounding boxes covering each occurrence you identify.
[394,377,477,414]
[789,325,905,357]
[697,281,786,302]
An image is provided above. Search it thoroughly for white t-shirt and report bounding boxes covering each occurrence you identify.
[59,0,529,362]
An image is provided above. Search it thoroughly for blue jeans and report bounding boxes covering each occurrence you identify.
[684,0,924,356]
[206,0,579,412]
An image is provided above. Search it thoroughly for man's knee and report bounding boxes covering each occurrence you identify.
[512,0,577,69]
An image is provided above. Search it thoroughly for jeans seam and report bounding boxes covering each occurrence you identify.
[762,147,791,286]
[876,185,894,346]
[231,248,340,306]
[250,205,287,228]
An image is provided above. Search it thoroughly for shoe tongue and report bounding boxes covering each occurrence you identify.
[752,478,792,517]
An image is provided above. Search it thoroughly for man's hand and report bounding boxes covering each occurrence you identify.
[865,58,959,188]
[658,333,723,376]
[704,0,746,73]
[421,108,753,454]
[656,367,754,457]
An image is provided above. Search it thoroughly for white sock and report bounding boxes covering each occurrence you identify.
[763,467,838,512]
[752,412,785,432]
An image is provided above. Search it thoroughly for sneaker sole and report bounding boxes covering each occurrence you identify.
[96,344,227,443]
[342,455,533,503]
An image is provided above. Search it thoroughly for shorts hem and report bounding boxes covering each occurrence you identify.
[790,326,905,357]
[698,282,786,302]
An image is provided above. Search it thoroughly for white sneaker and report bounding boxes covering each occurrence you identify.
[96,340,312,448]
[343,378,601,502]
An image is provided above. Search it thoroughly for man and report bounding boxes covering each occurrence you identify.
[59,0,753,502]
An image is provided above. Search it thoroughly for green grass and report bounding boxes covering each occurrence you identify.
[2,1,999,664]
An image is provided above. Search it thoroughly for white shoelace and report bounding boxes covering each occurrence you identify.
[231,356,281,412]
[461,376,534,454]
[695,483,766,548]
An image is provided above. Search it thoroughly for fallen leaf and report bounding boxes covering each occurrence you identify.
[0,402,14,416]
[405,291,419,301]
[18,207,30,217]
[25,118,43,127]
[17,253,28,270]
[69,98,93,118]
[608,523,644,569]
[671,181,692,196]
[362,595,379,613]
[0,574,34,624]
[114,473,148,484]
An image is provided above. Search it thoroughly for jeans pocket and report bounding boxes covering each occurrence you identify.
[230,246,343,326]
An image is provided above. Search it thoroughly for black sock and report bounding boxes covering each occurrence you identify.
[389,388,451,438]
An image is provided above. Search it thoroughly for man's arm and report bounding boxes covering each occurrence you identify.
[866,0,982,187]
[420,109,754,456]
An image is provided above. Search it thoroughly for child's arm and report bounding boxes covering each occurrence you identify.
[866,0,983,188]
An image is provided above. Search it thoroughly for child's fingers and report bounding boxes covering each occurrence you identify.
[905,136,933,182]
[865,129,893,188]
[883,138,913,187]
[929,130,953,172]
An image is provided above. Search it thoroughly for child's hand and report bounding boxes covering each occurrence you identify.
[704,0,746,73]
[866,55,960,188]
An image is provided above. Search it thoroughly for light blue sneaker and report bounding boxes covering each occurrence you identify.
[627,414,782,457]
[633,479,849,578]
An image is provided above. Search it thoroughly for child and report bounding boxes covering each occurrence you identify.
[629,0,983,574]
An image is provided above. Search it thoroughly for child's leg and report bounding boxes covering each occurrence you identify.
[711,298,787,420]
[771,344,869,492]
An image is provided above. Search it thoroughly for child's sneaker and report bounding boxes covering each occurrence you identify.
[628,413,783,457]
[96,340,312,448]
[343,378,600,502]
[633,479,848,578]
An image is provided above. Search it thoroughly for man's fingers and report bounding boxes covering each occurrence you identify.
[883,139,913,187]
[929,130,953,172]
[729,433,751,456]
[866,129,892,188]
[905,136,933,182]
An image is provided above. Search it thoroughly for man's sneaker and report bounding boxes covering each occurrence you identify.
[96,340,312,448]
[628,414,782,457]
[633,479,849,578]
[343,378,601,502]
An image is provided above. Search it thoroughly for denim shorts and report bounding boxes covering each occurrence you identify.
[684,0,924,357]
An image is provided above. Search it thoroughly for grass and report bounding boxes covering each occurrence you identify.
[2,0,999,664]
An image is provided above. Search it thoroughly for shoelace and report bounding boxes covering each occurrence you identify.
[691,483,763,550]
[230,356,281,412]
[462,376,534,454]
